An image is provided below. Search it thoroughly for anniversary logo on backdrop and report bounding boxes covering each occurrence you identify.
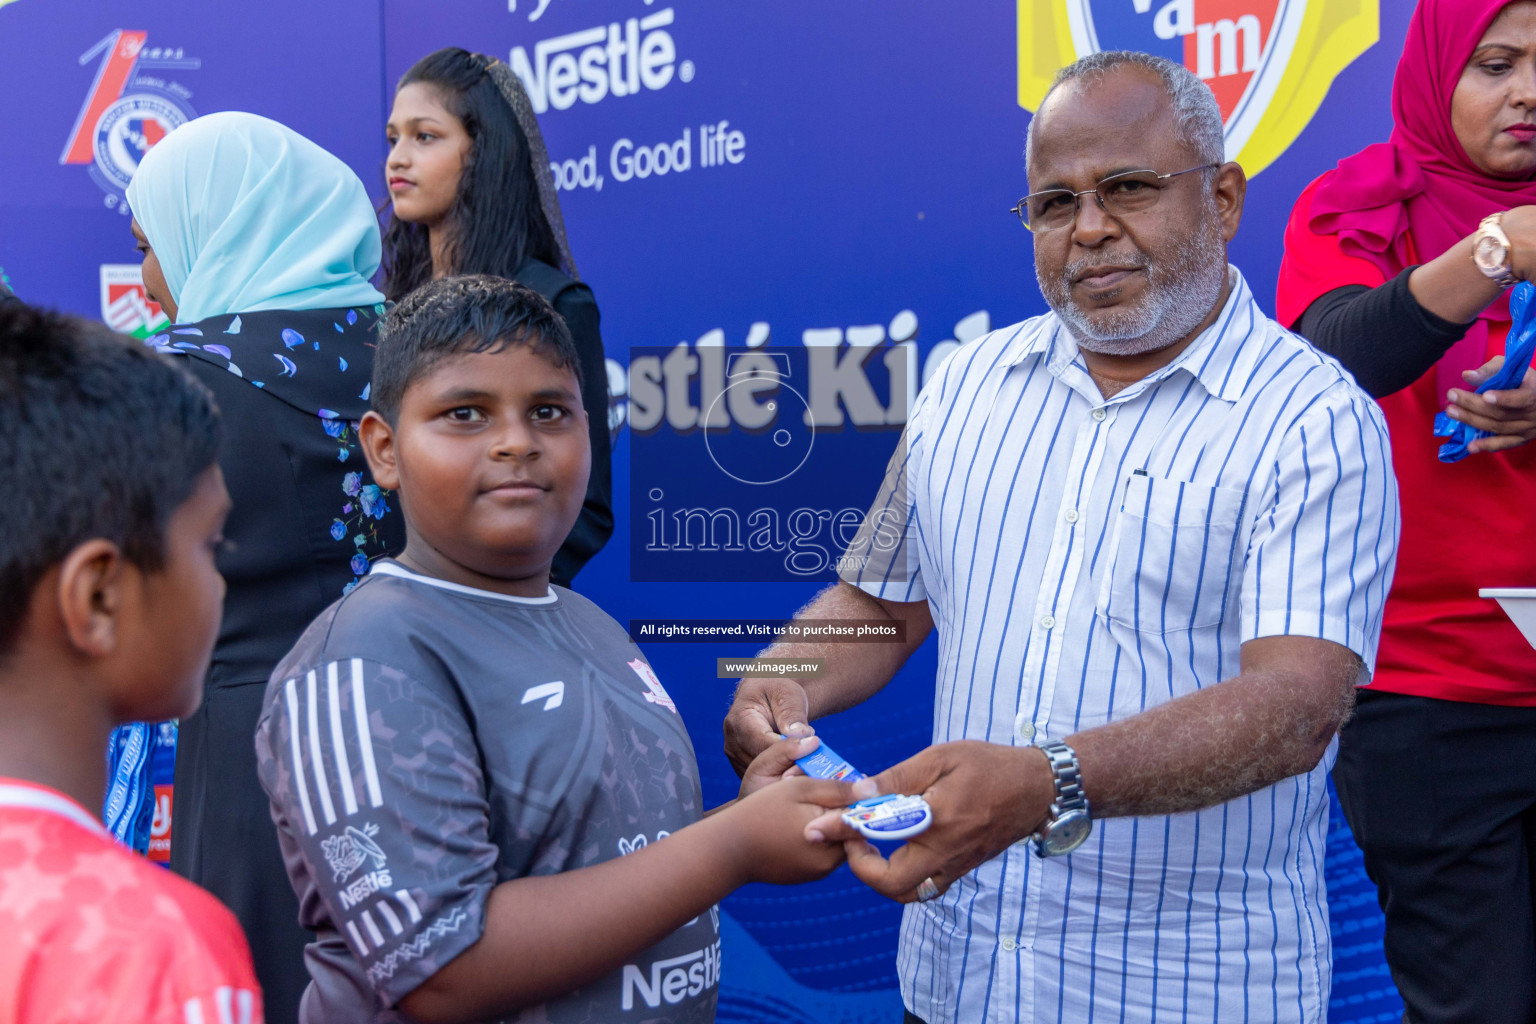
[57,28,197,338]
[59,29,199,211]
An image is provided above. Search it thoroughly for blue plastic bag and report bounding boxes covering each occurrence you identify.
[1434,281,1536,462]
[104,722,154,852]
[104,720,176,856]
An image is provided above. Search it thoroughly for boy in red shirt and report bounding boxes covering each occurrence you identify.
[0,303,262,1023]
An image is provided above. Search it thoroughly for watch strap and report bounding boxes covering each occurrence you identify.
[1032,740,1089,861]
[1037,740,1087,817]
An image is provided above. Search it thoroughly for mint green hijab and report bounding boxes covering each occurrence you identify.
[126,111,385,324]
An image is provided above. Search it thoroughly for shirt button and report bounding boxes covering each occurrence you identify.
[1091,408,1107,422]
[1015,715,1035,742]
[1064,509,1079,523]
[1001,937,1018,952]
[1040,615,1056,630]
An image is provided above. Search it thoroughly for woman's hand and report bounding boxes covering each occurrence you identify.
[1445,354,1536,453]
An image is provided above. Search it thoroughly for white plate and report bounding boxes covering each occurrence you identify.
[1480,588,1536,651]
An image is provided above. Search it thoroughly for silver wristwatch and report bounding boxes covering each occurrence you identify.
[1473,212,1517,288]
[1031,740,1092,858]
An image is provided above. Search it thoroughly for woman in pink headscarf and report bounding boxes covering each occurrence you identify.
[1278,2,1536,1021]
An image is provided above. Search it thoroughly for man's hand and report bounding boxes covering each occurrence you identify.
[803,741,1055,903]
[724,677,813,777]
[1446,355,1536,454]
[721,585,935,777]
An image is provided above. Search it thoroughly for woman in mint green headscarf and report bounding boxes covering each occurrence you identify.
[125,111,404,1024]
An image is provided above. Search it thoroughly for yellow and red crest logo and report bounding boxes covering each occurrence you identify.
[1018,0,1379,176]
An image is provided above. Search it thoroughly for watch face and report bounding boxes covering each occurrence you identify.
[1040,809,1092,856]
[1476,234,1508,270]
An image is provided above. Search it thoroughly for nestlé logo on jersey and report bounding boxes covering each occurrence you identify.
[622,940,721,1011]
[1017,0,1378,176]
[511,7,687,114]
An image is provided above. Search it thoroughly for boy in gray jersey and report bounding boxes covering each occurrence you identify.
[255,276,854,1024]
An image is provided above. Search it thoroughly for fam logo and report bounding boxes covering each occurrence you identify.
[1017,0,1378,175]
[60,30,200,212]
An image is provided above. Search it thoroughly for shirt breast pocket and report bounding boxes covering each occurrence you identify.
[1097,474,1248,634]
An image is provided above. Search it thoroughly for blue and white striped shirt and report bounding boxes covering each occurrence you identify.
[845,269,1399,1024]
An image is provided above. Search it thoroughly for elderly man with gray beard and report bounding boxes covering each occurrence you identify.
[723,51,1402,1024]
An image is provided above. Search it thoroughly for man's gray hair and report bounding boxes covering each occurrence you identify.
[1025,51,1226,177]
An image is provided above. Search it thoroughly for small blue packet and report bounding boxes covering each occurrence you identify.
[1434,281,1536,463]
[793,739,866,783]
[787,735,933,841]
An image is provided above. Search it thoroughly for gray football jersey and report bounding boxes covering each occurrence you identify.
[255,561,719,1023]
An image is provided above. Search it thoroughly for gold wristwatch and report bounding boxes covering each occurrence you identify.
[1473,212,1517,288]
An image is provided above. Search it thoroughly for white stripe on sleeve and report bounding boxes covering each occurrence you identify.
[351,658,384,807]
[326,660,358,816]
[214,987,234,1024]
[347,919,369,954]
[283,678,318,835]
[305,670,336,827]
[362,909,385,947]
[183,998,206,1024]
[396,888,423,924]
[377,899,404,935]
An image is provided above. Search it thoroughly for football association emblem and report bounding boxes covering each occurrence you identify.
[628,658,679,714]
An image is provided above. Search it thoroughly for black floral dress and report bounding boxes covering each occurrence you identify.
[150,305,405,1024]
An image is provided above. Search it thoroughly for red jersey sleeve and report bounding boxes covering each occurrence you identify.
[143,880,265,1024]
[3,817,265,1024]
[112,867,266,1024]
[1275,176,1391,329]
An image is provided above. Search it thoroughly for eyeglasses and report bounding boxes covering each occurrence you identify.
[1011,164,1220,233]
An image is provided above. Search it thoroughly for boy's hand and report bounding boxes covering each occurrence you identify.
[728,776,856,885]
[738,733,819,798]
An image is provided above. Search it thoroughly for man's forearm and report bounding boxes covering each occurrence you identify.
[750,582,931,719]
[1067,643,1359,820]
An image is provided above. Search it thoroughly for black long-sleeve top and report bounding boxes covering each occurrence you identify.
[514,258,614,587]
[1292,266,1473,398]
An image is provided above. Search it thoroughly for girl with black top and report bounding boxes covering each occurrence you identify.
[383,48,612,586]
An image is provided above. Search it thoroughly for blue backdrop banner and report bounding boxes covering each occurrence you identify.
[0,1,1414,1019]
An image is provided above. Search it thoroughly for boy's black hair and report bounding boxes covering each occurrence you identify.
[381,48,561,302]
[0,304,221,655]
[372,275,582,425]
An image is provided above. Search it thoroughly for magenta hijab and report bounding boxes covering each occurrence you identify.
[1308,0,1536,396]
